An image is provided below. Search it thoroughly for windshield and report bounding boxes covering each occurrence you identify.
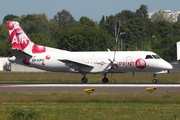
[145,55,153,59]
[145,55,161,59]
[152,55,161,59]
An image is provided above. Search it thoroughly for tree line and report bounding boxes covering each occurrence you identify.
[0,4,180,62]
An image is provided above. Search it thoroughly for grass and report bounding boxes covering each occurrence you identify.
[0,72,180,119]
[0,71,179,83]
[0,92,180,120]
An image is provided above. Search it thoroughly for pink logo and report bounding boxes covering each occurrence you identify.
[10,28,30,50]
[32,44,46,53]
[45,55,51,60]
[42,62,45,66]
[22,59,30,65]
[7,22,14,30]
[135,58,146,69]
[98,61,105,66]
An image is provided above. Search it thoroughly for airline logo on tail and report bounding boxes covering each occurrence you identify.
[7,21,46,54]
[7,21,30,50]
[7,21,52,66]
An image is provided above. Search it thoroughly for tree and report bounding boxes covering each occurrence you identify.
[53,9,77,29]
[121,18,147,50]
[58,25,114,51]
[103,15,119,37]
[172,22,180,36]
[115,10,137,22]
[0,23,12,56]
[3,14,19,23]
[99,15,105,27]
[48,19,60,48]
[156,21,172,38]
[79,16,96,27]
[135,4,149,19]
[20,14,53,46]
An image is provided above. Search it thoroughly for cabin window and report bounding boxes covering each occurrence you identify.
[145,55,153,59]
[152,55,161,59]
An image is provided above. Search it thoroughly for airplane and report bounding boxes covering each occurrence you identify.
[7,21,173,83]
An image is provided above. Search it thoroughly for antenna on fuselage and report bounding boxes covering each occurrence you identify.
[107,49,111,52]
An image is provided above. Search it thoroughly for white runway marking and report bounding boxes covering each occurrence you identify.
[2,84,180,87]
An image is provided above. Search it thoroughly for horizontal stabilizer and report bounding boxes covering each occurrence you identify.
[10,49,32,59]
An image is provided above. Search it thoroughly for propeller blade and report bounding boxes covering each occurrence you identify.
[113,51,116,61]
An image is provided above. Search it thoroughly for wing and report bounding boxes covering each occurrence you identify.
[58,59,94,72]
[10,49,32,59]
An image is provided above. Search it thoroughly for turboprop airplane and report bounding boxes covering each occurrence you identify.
[7,21,173,83]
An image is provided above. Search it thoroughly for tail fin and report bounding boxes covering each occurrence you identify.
[7,21,34,54]
[7,21,46,54]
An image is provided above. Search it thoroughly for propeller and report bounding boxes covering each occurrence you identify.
[108,52,118,75]
[102,51,118,74]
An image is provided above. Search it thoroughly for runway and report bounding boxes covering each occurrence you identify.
[0,83,180,93]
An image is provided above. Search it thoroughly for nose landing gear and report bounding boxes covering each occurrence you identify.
[153,74,157,83]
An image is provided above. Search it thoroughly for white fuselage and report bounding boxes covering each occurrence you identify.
[11,47,173,74]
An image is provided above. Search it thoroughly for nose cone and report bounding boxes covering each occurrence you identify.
[161,60,173,70]
[166,62,173,70]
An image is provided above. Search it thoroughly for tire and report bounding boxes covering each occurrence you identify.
[102,77,109,83]
[153,79,157,83]
[81,77,88,83]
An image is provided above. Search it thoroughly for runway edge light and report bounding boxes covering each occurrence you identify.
[146,87,156,93]
[84,88,95,94]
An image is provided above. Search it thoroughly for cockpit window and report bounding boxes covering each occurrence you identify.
[152,55,161,59]
[145,55,153,59]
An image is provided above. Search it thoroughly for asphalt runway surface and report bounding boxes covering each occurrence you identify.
[0,83,180,93]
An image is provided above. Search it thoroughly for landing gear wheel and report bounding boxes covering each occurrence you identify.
[81,77,88,83]
[153,79,157,83]
[102,77,109,83]
[153,74,158,83]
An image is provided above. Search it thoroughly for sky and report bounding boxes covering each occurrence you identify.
[0,0,180,23]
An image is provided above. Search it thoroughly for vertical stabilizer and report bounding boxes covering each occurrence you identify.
[7,21,34,54]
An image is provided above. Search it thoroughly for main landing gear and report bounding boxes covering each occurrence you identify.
[81,73,109,83]
[102,73,109,83]
[153,74,158,83]
[81,74,88,83]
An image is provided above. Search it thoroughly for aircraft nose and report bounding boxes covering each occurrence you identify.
[157,60,173,70]
[166,63,173,70]
[161,61,173,70]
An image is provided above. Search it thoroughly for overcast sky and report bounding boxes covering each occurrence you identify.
[0,0,180,22]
